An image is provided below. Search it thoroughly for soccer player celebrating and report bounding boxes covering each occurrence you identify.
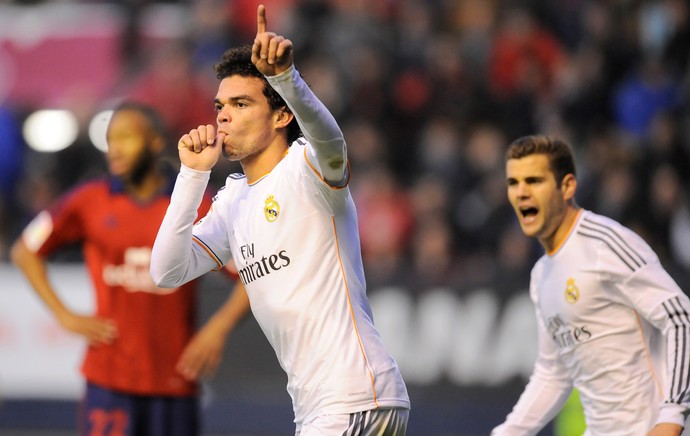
[11,101,246,436]
[492,135,690,435]
[150,4,410,434]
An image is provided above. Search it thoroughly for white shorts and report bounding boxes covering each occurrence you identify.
[296,407,409,436]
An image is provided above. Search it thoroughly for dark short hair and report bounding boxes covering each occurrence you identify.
[215,45,302,144]
[506,135,576,187]
[111,101,168,142]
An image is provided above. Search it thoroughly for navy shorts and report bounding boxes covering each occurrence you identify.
[78,382,198,436]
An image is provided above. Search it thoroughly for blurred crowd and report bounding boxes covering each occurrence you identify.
[1,0,689,300]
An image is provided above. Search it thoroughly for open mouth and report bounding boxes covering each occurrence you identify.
[520,207,538,220]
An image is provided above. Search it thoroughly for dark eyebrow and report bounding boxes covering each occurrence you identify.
[506,175,545,184]
[214,95,256,105]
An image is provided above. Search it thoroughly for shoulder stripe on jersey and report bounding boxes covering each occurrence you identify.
[577,230,636,272]
[582,217,647,266]
[192,235,223,270]
[662,297,690,404]
[577,220,646,272]
[228,173,246,180]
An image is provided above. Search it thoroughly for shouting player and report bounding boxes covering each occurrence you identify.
[492,135,690,435]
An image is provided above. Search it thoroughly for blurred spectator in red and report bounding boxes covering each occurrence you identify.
[488,6,565,101]
[123,42,216,146]
[231,0,296,39]
[487,6,566,137]
[353,165,414,289]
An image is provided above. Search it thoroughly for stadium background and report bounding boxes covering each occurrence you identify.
[0,0,688,434]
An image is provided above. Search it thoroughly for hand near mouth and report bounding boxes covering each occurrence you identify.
[177,124,227,171]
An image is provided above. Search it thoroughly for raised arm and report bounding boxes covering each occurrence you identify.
[253,4,346,185]
[251,4,293,78]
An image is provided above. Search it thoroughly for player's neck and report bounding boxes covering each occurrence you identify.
[124,169,166,202]
[542,206,581,254]
[240,140,289,184]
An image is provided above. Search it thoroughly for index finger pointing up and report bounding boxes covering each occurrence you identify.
[257,4,266,34]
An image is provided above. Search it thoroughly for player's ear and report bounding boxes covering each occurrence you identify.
[274,106,294,129]
[561,173,577,201]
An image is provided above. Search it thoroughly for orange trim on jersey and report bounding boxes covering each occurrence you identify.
[547,209,583,256]
[331,216,379,407]
[246,149,291,186]
[303,147,350,189]
[634,310,664,398]
[192,236,223,271]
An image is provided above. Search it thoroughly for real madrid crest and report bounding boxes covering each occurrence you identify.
[264,195,280,222]
[564,277,580,304]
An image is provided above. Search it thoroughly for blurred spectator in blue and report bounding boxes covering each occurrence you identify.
[189,0,242,72]
[612,57,682,140]
[0,106,23,260]
[0,106,22,206]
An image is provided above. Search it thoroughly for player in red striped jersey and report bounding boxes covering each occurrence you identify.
[11,101,248,436]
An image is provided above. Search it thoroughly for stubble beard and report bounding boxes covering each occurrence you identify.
[221,137,244,161]
[222,146,239,161]
[222,140,260,163]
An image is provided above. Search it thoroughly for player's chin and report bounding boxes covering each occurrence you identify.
[517,221,540,238]
[107,163,128,178]
[222,148,242,161]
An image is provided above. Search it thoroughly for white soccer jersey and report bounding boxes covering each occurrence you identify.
[151,66,409,426]
[493,209,690,435]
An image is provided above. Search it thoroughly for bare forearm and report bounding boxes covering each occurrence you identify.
[11,238,117,344]
[207,281,251,335]
[11,239,69,319]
